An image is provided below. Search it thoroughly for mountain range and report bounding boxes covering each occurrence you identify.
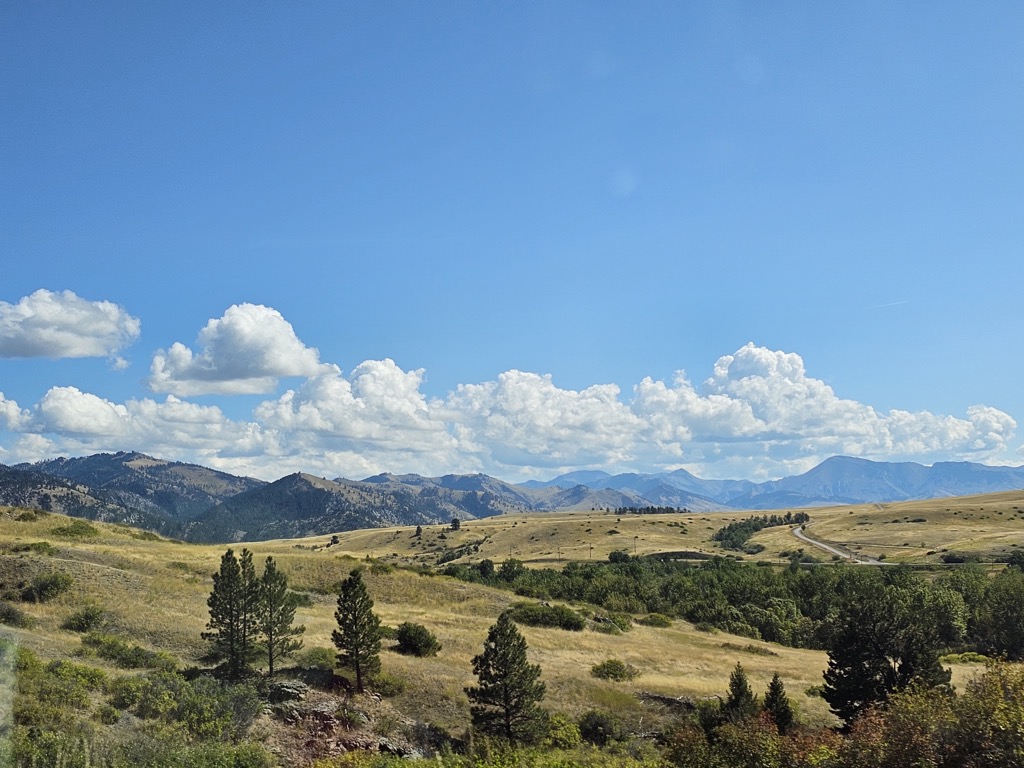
[3,452,1023,544]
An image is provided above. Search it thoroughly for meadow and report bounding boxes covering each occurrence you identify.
[2,490,1022,764]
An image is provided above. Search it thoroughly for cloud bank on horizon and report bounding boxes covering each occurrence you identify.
[0,290,1018,483]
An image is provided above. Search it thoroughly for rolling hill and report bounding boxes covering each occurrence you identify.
[4,452,1024,544]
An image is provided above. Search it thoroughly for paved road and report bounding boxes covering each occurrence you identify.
[792,523,886,565]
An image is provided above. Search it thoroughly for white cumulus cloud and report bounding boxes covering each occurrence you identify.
[0,289,140,360]
[629,343,1017,475]
[0,393,29,431]
[0,336,1017,482]
[148,303,324,396]
[444,371,643,471]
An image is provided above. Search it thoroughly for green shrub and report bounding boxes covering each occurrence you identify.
[10,541,59,556]
[590,620,621,635]
[545,712,582,749]
[394,622,441,657]
[637,613,672,628]
[506,602,586,631]
[720,642,779,657]
[578,709,623,747]
[0,601,34,628]
[61,604,106,633]
[607,612,633,632]
[46,659,107,690]
[96,703,121,725]
[107,675,147,710]
[50,520,100,539]
[22,571,73,602]
[370,671,406,697]
[9,727,276,768]
[15,659,108,720]
[129,671,263,741]
[81,632,177,670]
[297,646,336,670]
[590,659,640,682]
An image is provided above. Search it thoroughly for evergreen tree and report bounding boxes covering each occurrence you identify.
[238,549,260,671]
[203,548,261,680]
[823,572,951,726]
[466,611,547,743]
[259,556,305,677]
[764,673,795,734]
[723,662,759,721]
[332,569,382,692]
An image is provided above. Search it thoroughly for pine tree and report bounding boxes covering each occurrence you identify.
[259,556,305,677]
[238,549,260,672]
[332,569,381,692]
[203,548,262,680]
[723,662,759,722]
[822,574,951,726]
[466,611,547,743]
[764,673,795,734]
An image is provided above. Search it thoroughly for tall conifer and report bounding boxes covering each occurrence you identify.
[466,611,547,743]
[332,569,382,692]
[259,556,304,677]
[203,548,261,679]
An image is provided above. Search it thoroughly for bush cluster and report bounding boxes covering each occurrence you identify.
[81,632,178,670]
[61,604,106,632]
[0,601,34,628]
[394,621,441,657]
[50,520,100,539]
[21,571,74,602]
[590,659,640,681]
[505,602,586,631]
[8,541,60,556]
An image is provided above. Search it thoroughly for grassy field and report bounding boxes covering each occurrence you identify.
[4,490,1022,742]
[0,506,836,736]
[296,489,1024,568]
[749,490,1024,565]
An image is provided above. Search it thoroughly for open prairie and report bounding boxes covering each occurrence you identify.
[294,489,1024,568]
[5,491,1021,737]
[0,506,839,734]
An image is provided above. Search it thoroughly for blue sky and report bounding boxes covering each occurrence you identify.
[2,2,1022,482]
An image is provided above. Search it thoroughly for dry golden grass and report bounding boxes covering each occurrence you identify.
[749,491,1024,564]
[0,505,834,731]
[5,491,1020,732]
[281,489,1024,571]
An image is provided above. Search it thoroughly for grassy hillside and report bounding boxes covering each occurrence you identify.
[748,490,1024,565]
[0,506,834,730]
[286,488,1024,569]
[5,490,1022,764]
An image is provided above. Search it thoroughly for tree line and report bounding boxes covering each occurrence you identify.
[712,512,810,552]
